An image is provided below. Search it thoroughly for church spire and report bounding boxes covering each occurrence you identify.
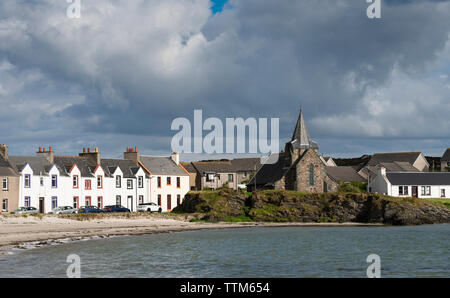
[290,107,317,150]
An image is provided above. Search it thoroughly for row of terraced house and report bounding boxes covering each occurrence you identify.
[0,145,190,214]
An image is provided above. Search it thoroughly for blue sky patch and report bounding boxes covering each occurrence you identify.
[211,0,228,13]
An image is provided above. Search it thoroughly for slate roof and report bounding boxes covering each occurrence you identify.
[247,153,287,187]
[290,109,318,150]
[231,158,263,172]
[367,152,423,167]
[181,162,197,174]
[442,149,450,162]
[334,155,371,170]
[139,156,187,176]
[0,155,18,176]
[101,159,143,178]
[53,156,99,177]
[326,166,365,183]
[191,161,235,174]
[9,156,53,176]
[386,172,450,186]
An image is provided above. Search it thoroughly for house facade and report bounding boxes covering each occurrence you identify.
[0,145,19,213]
[369,167,450,198]
[191,161,237,190]
[138,152,190,212]
[441,148,450,171]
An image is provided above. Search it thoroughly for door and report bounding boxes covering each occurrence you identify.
[412,186,418,198]
[167,195,172,211]
[39,197,45,213]
[127,196,133,212]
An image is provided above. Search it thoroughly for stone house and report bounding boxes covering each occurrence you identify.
[247,109,338,193]
[191,161,237,190]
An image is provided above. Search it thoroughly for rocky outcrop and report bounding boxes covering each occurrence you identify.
[173,190,450,225]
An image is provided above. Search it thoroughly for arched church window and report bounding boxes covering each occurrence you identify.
[309,164,315,186]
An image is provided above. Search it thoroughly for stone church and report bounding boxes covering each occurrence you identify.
[248,109,338,193]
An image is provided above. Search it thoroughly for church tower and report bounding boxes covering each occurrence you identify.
[284,107,318,166]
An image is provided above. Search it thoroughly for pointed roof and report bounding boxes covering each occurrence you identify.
[290,108,318,150]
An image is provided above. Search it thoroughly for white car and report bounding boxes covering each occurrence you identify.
[51,206,77,214]
[137,203,162,213]
[11,207,38,214]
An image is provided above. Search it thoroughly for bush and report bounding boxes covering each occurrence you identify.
[338,181,368,193]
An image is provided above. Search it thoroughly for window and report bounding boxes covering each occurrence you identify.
[177,177,181,188]
[421,186,431,196]
[398,186,408,196]
[157,194,161,206]
[97,176,103,189]
[2,199,8,212]
[167,177,171,186]
[139,195,144,205]
[116,195,121,206]
[25,174,31,188]
[228,174,233,182]
[85,179,92,190]
[25,197,31,207]
[51,175,58,188]
[73,197,79,209]
[116,175,122,188]
[138,176,144,188]
[167,195,172,210]
[97,197,103,209]
[2,178,8,190]
[85,197,91,206]
[309,164,315,187]
[441,189,446,198]
[52,197,58,209]
[40,177,44,187]
[127,179,133,189]
[157,177,161,188]
[177,194,181,206]
[73,175,79,189]
[206,173,215,182]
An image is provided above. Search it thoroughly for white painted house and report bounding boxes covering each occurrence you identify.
[9,147,150,213]
[138,152,190,212]
[369,167,450,199]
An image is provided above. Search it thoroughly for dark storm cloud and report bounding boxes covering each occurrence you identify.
[0,0,449,158]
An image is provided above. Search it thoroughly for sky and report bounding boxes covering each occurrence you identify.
[0,0,449,160]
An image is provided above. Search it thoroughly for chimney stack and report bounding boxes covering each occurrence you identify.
[36,146,55,164]
[171,152,180,165]
[124,146,140,163]
[379,165,386,176]
[0,144,9,160]
[79,147,101,165]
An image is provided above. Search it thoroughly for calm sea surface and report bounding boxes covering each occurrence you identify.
[0,225,449,278]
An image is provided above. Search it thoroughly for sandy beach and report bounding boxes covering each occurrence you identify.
[0,214,381,252]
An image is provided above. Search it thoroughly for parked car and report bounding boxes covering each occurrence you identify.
[103,205,131,213]
[137,203,162,213]
[11,207,38,215]
[51,206,77,214]
[77,206,104,214]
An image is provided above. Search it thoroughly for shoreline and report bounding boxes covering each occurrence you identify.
[0,215,383,253]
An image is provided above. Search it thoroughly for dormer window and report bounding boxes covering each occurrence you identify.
[52,175,58,188]
[97,176,103,189]
[73,175,79,189]
[25,174,31,188]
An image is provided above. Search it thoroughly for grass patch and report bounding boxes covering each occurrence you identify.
[424,198,450,209]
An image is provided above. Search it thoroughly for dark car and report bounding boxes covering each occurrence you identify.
[77,206,104,214]
[103,205,131,213]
